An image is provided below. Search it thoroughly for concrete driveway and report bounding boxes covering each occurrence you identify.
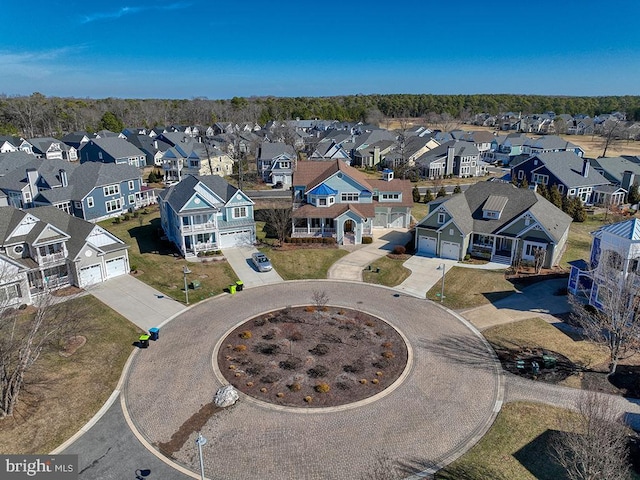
[86,275,185,331]
[327,229,412,281]
[222,245,284,288]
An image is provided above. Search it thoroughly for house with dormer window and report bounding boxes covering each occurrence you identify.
[414,181,571,266]
[0,205,130,304]
[291,160,412,245]
[80,137,145,167]
[256,142,296,186]
[158,175,256,257]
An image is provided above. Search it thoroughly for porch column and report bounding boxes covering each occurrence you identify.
[306,218,311,234]
[491,237,497,257]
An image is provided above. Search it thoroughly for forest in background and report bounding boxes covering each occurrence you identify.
[1,92,640,138]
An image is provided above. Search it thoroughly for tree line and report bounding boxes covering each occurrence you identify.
[2,93,640,138]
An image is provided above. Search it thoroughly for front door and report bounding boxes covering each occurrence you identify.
[344,219,354,233]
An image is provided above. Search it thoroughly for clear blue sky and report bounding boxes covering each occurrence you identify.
[2,0,639,100]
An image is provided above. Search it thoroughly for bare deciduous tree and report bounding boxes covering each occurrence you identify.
[260,207,292,246]
[551,391,632,480]
[569,250,640,374]
[312,290,329,310]
[0,292,82,418]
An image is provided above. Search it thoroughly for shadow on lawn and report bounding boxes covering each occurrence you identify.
[417,334,496,372]
[127,218,178,255]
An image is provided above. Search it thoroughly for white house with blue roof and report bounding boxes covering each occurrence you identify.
[568,218,640,309]
[158,175,256,257]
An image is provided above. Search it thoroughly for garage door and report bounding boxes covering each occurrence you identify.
[79,264,102,287]
[219,230,253,248]
[388,213,405,228]
[374,212,387,227]
[441,241,460,260]
[418,236,437,256]
[106,257,127,278]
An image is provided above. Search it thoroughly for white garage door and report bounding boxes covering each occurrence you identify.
[441,241,460,260]
[79,264,102,287]
[219,230,253,248]
[388,213,405,228]
[106,257,127,278]
[418,236,437,256]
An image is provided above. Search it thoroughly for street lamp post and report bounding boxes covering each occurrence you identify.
[437,263,445,303]
[183,265,192,305]
[195,432,207,480]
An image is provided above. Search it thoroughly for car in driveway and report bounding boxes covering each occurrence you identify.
[251,252,272,272]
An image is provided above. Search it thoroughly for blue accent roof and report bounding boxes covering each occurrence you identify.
[595,218,640,240]
[308,183,338,195]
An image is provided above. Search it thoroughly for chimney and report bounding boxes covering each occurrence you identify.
[59,169,68,188]
[446,145,455,176]
[26,168,38,199]
[581,158,590,177]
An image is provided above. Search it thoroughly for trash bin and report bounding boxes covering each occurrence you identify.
[542,355,557,368]
[149,327,159,341]
[516,360,525,371]
[190,280,201,290]
[229,284,236,295]
[235,280,244,292]
[139,334,150,348]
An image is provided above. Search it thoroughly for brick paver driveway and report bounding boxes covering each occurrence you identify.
[123,281,503,479]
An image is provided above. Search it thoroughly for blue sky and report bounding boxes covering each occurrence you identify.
[1,0,639,99]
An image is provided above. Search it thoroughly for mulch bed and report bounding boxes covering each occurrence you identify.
[217,306,408,408]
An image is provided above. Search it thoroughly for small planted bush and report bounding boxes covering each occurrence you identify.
[382,351,395,359]
[234,345,247,352]
[288,382,301,392]
[315,382,330,393]
[304,396,313,403]
[309,343,329,356]
[239,330,252,339]
[307,365,328,378]
[392,245,406,255]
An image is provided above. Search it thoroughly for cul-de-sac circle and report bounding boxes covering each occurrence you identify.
[123,281,503,480]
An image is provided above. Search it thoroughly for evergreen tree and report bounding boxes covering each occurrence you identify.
[423,189,434,203]
[436,186,447,198]
[562,195,575,218]
[628,182,640,205]
[98,111,124,132]
[549,184,563,209]
[536,182,549,200]
[148,170,158,183]
[453,184,462,194]
[571,197,586,222]
[412,185,421,203]
[520,177,529,189]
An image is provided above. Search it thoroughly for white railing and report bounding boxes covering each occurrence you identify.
[39,252,66,265]
[292,227,336,235]
[182,223,216,233]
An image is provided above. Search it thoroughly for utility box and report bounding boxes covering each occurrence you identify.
[190,280,201,290]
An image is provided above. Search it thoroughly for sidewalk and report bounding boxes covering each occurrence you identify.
[327,229,412,281]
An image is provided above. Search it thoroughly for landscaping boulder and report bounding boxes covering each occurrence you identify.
[214,385,239,408]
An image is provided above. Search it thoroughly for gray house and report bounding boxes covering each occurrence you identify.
[414,181,572,268]
[0,205,130,305]
[256,142,296,186]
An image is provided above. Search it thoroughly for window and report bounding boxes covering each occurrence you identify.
[57,202,72,214]
[557,184,564,194]
[128,180,135,190]
[74,201,82,210]
[533,173,549,185]
[449,228,454,236]
[98,152,103,160]
[437,213,446,224]
[279,161,291,169]
[319,198,327,206]
[106,198,122,213]
[341,193,359,202]
[87,197,94,208]
[24,192,32,203]
[518,170,524,180]
[128,194,135,204]
[523,241,546,260]
[233,207,247,218]
[329,197,335,204]
[39,244,62,256]
[0,283,22,303]
[103,184,120,196]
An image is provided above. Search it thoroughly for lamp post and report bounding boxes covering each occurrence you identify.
[437,263,445,303]
[183,265,192,305]
[195,432,207,480]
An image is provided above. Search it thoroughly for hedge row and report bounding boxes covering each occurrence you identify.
[285,237,337,245]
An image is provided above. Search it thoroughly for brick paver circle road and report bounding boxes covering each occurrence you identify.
[123,281,503,480]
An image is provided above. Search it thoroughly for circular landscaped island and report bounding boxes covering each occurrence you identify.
[217,305,409,408]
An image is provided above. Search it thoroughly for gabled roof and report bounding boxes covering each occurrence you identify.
[158,174,241,212]
[528,152,609,188]
[0,158,78,192]
[523,135,581,152]
[258,142,295,160]
[590,156,640,184]
[0,151,38,175]
[420,181,572,242]
[593,218,640,241]
[82,137,145,159]
[293,159,372,192]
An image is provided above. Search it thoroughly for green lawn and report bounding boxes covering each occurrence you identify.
[362,256,411,287]
[99,207,237,303]
[436,402,577,480]
[260,245,349,280]
[426,267,516,309]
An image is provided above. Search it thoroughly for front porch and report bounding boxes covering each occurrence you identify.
[469,234,515,265]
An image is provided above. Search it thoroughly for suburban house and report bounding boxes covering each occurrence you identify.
[490,133,530,165]
[291,160,412,245]
[256,142,296,186]
[590,156,640,191]
[414,140,485,178]
[0,136,33,154]
[352,140,395,168]
[521,135,584,158]
[568,218,640,309]
[124,133,170,167]
[510,152,611,204]
[414,181,572,267]
[160,133,234,181]
[61,132,91,151]
[29,137,77,161]
[79,137,146,168]
[0,205,130,305]
[0,159,154,221]
[158,175,256,257]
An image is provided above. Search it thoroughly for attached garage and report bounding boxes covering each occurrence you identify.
[440,241,460,260]
[219,229,254,248]
[388,213,405,228]
[79,264,102,287]
[105,257,127,278]
[417,236,437,256]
